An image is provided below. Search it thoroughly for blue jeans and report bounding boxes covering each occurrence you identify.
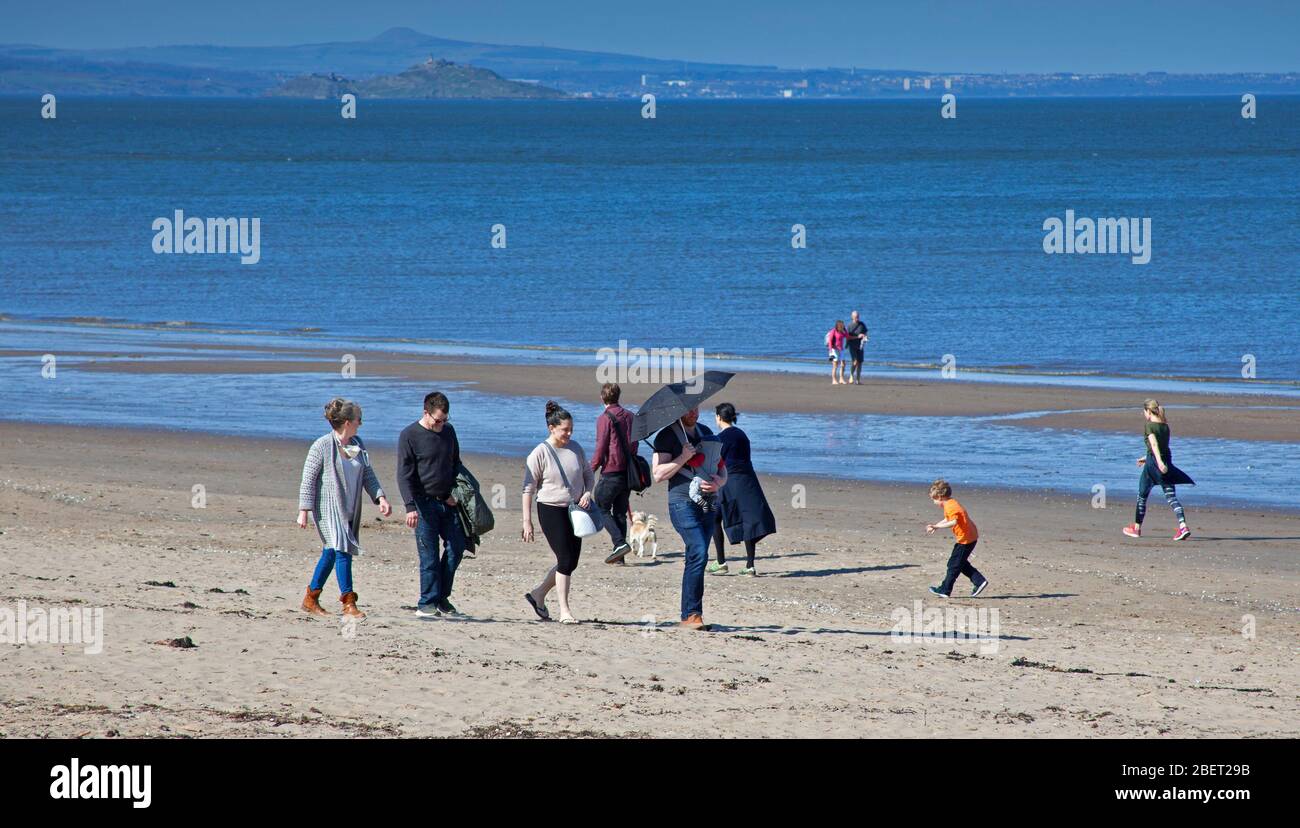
[309,547,353,595]
[414,496,466,608]
[669,499,715,620]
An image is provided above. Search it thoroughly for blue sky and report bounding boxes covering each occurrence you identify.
[3,0,1296,73]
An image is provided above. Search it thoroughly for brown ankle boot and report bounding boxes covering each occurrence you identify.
[340,591,366,620]
[301,587,330,617]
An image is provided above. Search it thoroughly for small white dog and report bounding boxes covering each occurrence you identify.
[628,511,658,560]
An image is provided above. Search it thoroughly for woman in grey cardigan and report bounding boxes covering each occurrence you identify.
[297,398,391,619]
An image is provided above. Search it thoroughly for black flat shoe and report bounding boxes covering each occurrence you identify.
[525,592,551,621]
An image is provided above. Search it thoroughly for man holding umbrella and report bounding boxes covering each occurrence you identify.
[632,371,733,630]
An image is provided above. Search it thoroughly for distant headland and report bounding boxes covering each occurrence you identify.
[265,57,566,99]
[1,27,1296,98]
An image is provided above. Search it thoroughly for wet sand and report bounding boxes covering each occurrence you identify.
[25,339,1299,443]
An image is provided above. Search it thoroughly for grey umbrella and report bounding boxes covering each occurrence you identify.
[629,370,736,442]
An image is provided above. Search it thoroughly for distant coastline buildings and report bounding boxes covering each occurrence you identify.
[604,68,1298,101]
[2,27,1296,99]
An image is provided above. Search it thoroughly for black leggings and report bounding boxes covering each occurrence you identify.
[1135,473,1187,526]
[537,502,582,575]
[713,519,757,567]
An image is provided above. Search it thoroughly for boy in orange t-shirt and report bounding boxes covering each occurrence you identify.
[924,479,989,598]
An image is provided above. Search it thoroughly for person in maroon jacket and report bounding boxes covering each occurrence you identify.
[591,382,635,565]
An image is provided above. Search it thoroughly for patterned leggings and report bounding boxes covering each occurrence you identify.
[1135,474,1186,526]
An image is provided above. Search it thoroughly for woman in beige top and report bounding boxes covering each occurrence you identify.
[522,401,595,624]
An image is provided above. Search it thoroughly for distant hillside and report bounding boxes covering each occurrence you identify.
[0,27,754,86]
[265,72,354,99]
[0,53,272,96]
[1,28,1295,99]
[266,58,566,99]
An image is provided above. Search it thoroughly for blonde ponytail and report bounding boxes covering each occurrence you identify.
[1143,399,1167,423]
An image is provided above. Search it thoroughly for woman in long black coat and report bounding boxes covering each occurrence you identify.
[707,403,777,576]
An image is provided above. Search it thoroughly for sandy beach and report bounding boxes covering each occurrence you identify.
[5,3,1300,793]
[2,422,1295,738]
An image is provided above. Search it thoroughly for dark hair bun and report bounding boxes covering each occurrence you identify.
[715,402,738,424]
[544,400,571,428]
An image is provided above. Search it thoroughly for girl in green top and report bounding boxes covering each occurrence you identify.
[1123,399,1193,541]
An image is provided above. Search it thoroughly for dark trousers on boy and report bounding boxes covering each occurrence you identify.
[939,541,984,595]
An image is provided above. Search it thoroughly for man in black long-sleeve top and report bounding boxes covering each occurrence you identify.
[397,391,466,618]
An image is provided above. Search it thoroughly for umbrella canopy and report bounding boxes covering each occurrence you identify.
[629,370,735,442]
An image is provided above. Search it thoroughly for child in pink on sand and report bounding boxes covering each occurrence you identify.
[825,320,849,385]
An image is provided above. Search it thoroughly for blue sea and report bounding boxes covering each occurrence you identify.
[2,96,1298,508]
[1,96,1298,379]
